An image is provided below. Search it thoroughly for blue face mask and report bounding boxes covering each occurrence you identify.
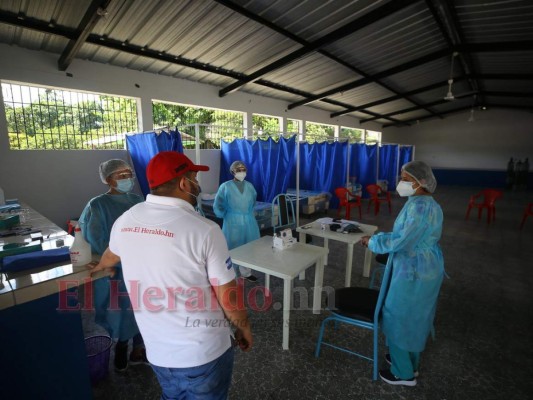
[115,178,134,193]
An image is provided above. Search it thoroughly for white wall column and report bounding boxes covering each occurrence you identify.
[138,97,153,132]
[244,111,253,139]
[280,116,287,134]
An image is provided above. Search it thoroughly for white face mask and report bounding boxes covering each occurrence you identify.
[234,172,246,181]
[396,180,416,197]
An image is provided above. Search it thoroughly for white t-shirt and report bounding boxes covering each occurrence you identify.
[109,194,236,368]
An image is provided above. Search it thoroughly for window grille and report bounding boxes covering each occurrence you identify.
[178,124,247,149]
[287,118,301,134]
[252,113,281,139]
[2,81,138,150]
[152,101,244,149]
[305,121,336,143]
[341,127,365,143]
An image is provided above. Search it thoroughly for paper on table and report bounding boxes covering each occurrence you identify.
[314,217,359,226]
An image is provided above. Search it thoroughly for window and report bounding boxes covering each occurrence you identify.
[287,118,301,134]
[340,127,364,143]
[252,113,281,138]
[2,81,138,150]
[365,130,382,145]
[305,121,335,143]
[152,101,244,149]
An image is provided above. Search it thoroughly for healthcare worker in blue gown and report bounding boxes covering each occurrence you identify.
[360,161,444,387]
[79,159,147,372]
[214,160,259,282]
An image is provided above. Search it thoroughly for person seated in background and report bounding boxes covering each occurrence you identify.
[79,159,147,372]
[214,160,259,282]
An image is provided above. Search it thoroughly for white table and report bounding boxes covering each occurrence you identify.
[296,220,378,286]
[229,236,328,350]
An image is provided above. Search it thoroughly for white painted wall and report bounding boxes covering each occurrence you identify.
[0,44,375,226]
[382,109,533,170]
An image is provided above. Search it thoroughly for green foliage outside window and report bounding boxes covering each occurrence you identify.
[341,127,364,143]
[252,114,280,138]
[287,119,300,134]
[152,101,245,149]
[2,83,137,150]
[305,121,335,143]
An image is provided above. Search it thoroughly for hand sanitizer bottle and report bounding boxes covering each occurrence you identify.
[69,226,92,267]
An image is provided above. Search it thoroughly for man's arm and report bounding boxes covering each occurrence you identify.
[212,279,253,352]
[88,247,121,277]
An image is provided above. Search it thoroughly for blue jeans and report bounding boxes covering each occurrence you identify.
[151,347,234,400]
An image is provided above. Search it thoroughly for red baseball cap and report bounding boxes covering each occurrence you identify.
[147,151,209,189]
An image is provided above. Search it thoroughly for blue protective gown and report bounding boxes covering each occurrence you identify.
[368,195,444,352]
[213,180,260,250]
[79,193,143,340]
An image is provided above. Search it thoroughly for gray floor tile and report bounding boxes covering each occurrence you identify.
[82,186,533,399]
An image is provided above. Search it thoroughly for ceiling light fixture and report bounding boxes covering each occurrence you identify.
[444,52,458,101]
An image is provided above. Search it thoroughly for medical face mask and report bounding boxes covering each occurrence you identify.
[396,180,416,197]
[183,177,201,200]
[115,178,134,193]
[234,172,246,181]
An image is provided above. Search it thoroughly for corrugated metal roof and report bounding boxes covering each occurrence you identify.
[0,0,531,128]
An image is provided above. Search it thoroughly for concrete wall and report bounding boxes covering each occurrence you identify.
[381,109,533,171]
[0,44,374,226]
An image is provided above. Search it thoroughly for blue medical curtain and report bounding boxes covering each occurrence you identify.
[299,141,348,208]
[399,145,414,167]
[220,136,297,202]
[126,130,183,196]
[379,144,399,191]
[350,143,378,197]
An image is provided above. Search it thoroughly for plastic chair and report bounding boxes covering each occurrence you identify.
[334,187,362,220]
[366,184,392,216]
[272,193,296,235]
[272,193,312,244]
[315,258,392,380]
[520,203,533,229]
[465,189,503,224]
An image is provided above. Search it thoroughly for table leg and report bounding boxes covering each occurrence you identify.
[323,238,329,265]
[282,278,291,350]
[363,248,372,278]
[344,243,354,287]
[299,233,307,280]
[312,258,324,315]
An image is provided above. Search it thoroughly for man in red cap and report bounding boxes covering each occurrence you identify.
[90,151,253,399]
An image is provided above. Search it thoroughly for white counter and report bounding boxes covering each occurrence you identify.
[0,205,106,310]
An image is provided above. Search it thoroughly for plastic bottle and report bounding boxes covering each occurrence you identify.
[0,186,5,206]
[69,226,92,267]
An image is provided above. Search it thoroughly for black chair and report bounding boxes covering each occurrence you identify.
[315,258,392,380]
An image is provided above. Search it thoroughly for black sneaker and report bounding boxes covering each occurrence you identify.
[129,348,149,365]
[244,275,258,282]
[379,369,417,387]
[385,354,419,377]
[114,343,128,372]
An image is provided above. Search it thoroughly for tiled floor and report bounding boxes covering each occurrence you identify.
[83,186,533,399]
